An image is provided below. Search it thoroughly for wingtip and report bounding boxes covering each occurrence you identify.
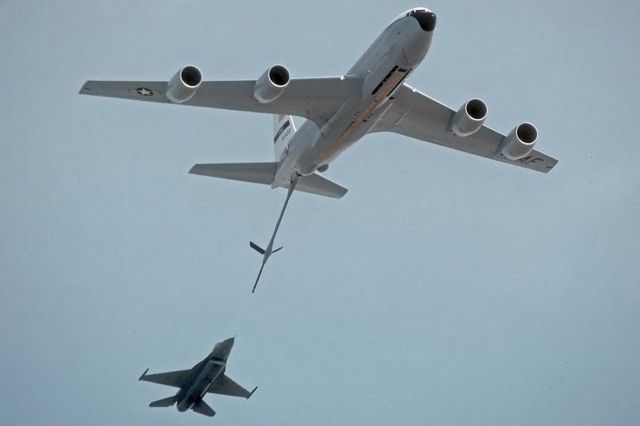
[138,368,149,381]
[248,386,258,399]
[78,81,91,95]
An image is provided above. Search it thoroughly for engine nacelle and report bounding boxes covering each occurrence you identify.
[254,65,290,103]
[499,123,538,160]
[450,98,487,137]
[166,65,202,104]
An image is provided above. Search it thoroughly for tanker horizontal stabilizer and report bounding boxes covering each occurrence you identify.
[190,162,347,198]
[296,173,347,198]
[189,162,277,185]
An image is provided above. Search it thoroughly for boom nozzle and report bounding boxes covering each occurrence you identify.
[250,176,298,293]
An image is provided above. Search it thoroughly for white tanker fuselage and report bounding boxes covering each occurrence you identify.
[272,11,435,186]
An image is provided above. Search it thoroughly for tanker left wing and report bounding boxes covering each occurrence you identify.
[372,84,558,173]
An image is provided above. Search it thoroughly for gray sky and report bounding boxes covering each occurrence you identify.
[1,1,639,425]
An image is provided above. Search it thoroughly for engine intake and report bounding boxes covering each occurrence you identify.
[254,65,290,103]
[450,98,487,137]
[499,123,538,160]
[166,65,202,104]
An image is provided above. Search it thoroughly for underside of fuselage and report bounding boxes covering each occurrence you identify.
[272,8,435,186]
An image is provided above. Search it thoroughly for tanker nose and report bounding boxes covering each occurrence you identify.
[410,9,436,32]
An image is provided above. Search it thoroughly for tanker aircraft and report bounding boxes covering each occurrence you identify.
[138,337,256,417]
[80,8,557,292]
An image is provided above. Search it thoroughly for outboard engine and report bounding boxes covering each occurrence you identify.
[166,65,202,103]
[499,123,538,160]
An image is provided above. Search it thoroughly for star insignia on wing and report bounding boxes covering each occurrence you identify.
[136,87,153,96]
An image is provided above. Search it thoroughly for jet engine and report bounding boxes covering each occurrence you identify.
[499,123,537,160]
[449,98,487,137]
[166,65,202,103]
[254,65,290,103]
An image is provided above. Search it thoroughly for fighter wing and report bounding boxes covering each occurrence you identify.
[79,76,362,125]
[208,375,256,399]
[139,368,191,388]
[372,84,558,173]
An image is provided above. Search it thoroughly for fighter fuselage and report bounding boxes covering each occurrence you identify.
[176,359,226,412]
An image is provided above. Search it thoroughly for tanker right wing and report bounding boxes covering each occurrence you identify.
[80,73,362,125]
[372,84,558,173]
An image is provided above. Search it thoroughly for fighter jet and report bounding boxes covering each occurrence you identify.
[80,8,557,291]
[138,337,256,417]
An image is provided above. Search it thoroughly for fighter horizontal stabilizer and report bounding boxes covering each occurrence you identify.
[208,374,256,399]
[192,400,216,417]
[149,396,177,407]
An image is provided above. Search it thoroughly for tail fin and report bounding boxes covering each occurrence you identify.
[273,115,296,161]
[149,395,177,407]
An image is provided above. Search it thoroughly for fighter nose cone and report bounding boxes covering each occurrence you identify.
[220,337,235,350]
[411,9,437,32]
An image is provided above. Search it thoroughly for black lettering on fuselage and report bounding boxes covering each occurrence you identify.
[274,120,291,144]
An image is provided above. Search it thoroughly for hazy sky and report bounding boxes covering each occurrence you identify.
[2,1,639,425]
